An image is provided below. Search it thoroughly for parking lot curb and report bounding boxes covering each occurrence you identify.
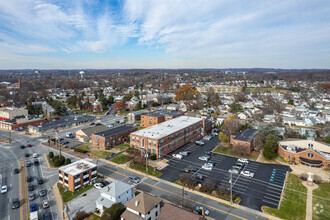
[43,153,58,170]
[102,158,278,220]
[19,160,29,220]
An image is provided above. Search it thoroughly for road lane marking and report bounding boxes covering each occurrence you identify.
[101,166,247,220]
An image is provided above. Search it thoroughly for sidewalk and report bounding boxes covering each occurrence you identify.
[19,160,29,220]
[53,183,69,220]
[302,181,318,220]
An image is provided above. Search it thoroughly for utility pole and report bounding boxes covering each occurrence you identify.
[9,130,12,144]
[181,185,184,208]
[145,152,148,174]
[230,172,233,204]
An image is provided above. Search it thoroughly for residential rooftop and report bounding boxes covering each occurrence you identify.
[143,110,183,117]
[131,116,202,140]
[233,128,259,142]
[100,180,133,197]
[94,125,135,137]
[59,160,97,176]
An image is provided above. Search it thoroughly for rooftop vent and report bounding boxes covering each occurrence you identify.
[76,162,90,170]
[135,200,139,207]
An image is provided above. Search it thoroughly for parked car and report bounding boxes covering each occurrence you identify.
[27,144,32,147]
[237,158,249,164]
[34,159,39,166]
[39,189,46,197]
[232,163,244,170]
[25,153,30,157]
[211,132,218,137]
[94,183,104,190]
[12,198,20,209]
[198,155,210,161]
[28,193,35,201]
[42,200,50,209]
[20,145,25,149]
[179,150,191,156]
[37,178,43,185]
[100,180,110,186]
[205,151,214,157]
[1,185,7,194]
[195,206,209,215]
[228,169,239,174]
[30,203,37,212]
[28,184,34,191]
[181,168,190,173]
[27,176,33,182]
[187,165,198,172]
[241,171,254,178]
[26,161,31,167]
[172,154,183,159]
[129,176,141,183]
[66,132,75,138]
[32,153,38,158]
[195,140,205,146]
[13,168,19,174]
[202,163,213,171]
[43,212,51,220]
[203,135,212,141]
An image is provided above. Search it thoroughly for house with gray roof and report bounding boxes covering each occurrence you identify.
[96,181,135,214]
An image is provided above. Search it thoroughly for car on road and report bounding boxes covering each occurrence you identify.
[25,153,30,157]
[30,203,37,212]
[27,144,32,147]
[14,168,19,174]
[179,150,191,156]
[241,170,254,178]
[42,200,50,209]
[43,212,51,220]
[28,184,34,191]
[20,145,25,149]
[228,169,239,174]
[1,185,7,193]
[27,176,33,182]
[37,178,43,185]
[12,198,20,209]
[28,193,35,201]
[26,161,31,167]
[195,206,209,215]
[39,189,46,197]
[94,183,104,190]
[203,135,212,141]
[34,159,39,166]
[66,132,75,138]
[195,140,205,146]
[32,153,38,158]
[129,176,141,183]
[238,158,249,163]
[198,155,210,161]
[172,154,183,159]
[202,163,213,171]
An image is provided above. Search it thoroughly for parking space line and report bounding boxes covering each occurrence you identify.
[262,199,279,206]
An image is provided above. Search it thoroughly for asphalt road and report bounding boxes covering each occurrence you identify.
[160,137,290,211]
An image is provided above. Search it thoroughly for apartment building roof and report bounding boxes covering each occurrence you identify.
[131,116,202,140]
[143,110,182,118]
[59,160,97,176]
[233,128,259,142]
[80,125,108,137]
[94,125,135,137]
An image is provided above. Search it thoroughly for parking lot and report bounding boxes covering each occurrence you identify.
[160,137,290,211]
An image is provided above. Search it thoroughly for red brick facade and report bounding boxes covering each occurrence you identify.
[278,146,329,169]
[58,167,97,192]
[141,112,184,128]
[91,127,137,149]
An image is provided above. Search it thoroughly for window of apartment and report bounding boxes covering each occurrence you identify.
[132,137,135,141]
[160,139,164,144]
[307,153,314,158]
[171,135,174,140]
[149,121,152,124]
[136,137,139,142]
[153,141,156,146]
[150,117,152,120]
[176,133,179,137]
[155,211,158,217]
[107,142,109,146]
[148,140,151,145]
[153,149,156,154]
[131,144,134,148]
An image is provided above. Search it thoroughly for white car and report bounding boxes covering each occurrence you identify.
[93,183,104,190]
[211,132,218,137]
[195,140,205,146]
[32,153,38,158]
[1,185,7,194]
[241,170,254,178]
[198,156,210,161]
[203,135,212,141]
[228,169,239,174]
[172,154,183,159]
[238,158,249,163]
[196,206,210,215]
[202,163,213,171]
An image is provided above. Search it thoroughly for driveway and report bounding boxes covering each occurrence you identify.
[67,187,100,217]
[159,137,290,211]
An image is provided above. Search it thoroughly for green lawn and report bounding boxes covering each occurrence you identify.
[91,150,113,159]
[138,126,145,130]
[110,154,128,164]
[87,213,101,220]
[246,87,288,93]
[313,182,330,220]
[213,145,260,161]
[73,109,89,114]
[58,183,93,203]
[113,143,130,151]
[74,144,90,153]
[263,173,307,220]
[129,162,162,177]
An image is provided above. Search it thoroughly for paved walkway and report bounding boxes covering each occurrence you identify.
[302,181,319,220]
[19,160,28,220]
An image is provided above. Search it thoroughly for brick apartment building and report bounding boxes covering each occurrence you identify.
[130,116,203,158]
[278,140,330,169]
[92,125,137,149]
[141,110,184,128]
[58,160,97,192]
[230,128,259,154]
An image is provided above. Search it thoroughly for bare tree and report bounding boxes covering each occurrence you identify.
[200,178,216,193]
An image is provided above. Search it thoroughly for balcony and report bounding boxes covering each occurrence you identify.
[59,173,63,178]
[64,183,68,187]
[83,174,89,179]
[74,185,81,190]
[74,178,80,183]
[59,180,63,184]
[91,170,97,175]
[64,176,68,181]
[83,181,89,185]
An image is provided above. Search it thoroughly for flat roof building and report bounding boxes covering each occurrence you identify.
[130,116,203,158]
[141,110,184,128]
[0,107,28,121]
[230,129,259,154]
[58,160,97,192]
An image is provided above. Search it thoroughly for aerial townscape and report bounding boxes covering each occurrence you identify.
[0,1,329,220]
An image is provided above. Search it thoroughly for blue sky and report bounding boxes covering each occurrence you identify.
[0,0,329,69]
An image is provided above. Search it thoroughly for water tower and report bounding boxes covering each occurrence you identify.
[79,71,85,79]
